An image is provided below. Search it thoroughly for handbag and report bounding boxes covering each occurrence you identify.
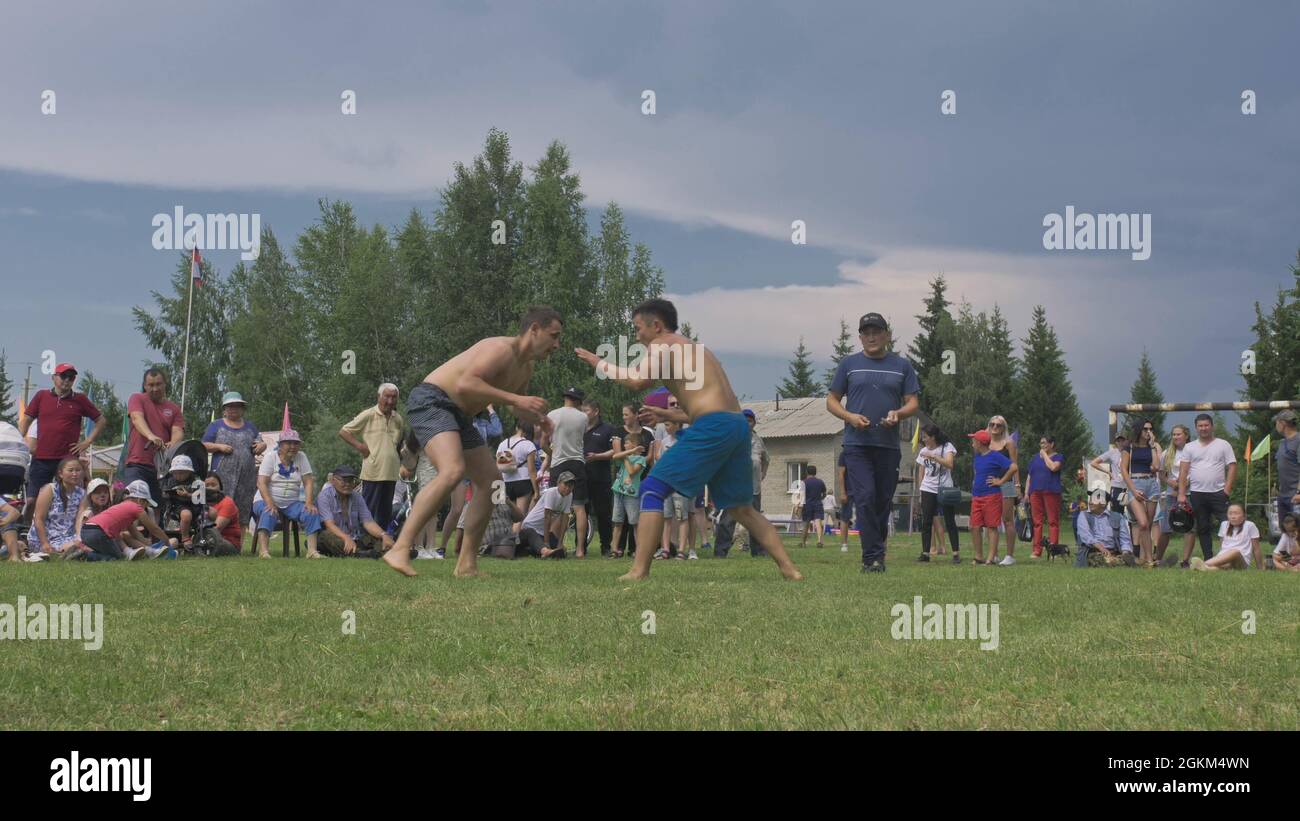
[1016,512,1034,542]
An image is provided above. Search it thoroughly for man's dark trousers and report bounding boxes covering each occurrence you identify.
[584,481,613,555]
[843,445,901,566]
[362,480,396,530]
[1190,489,1228,561]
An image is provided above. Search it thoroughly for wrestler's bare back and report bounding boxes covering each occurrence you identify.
[646,332,741,421]
[422,337,535,417]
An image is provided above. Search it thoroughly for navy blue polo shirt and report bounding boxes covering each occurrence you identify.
[829,351,921,449]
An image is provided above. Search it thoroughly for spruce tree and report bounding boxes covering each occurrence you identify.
[1017,305,1093,494]
[906,274,953,413]
[780,337,823,398]
[1123,350,1166,441]
[824,317,854,389]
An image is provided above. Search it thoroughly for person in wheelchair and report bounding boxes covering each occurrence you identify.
[1074,481,1136,567]
[160,454,205,548]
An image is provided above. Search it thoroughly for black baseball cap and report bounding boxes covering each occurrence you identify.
[563,387,585,401]
[332,464,359,479]
[858,313,889,331]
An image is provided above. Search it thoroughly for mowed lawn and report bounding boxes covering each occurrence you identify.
[2,531,1297,730]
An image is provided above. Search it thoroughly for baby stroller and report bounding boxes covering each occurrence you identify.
[157,440,233,556]
[387,477,417,538]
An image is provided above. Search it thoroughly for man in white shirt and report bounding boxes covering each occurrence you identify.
[1177,413,1237,561]
[542,388,589,554]
[518,471,575,559]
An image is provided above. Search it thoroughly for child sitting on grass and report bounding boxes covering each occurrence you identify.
[1270,514,1299,572]
[1191,503,1262,571]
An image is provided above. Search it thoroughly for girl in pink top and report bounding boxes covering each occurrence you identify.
[75,484,171,561]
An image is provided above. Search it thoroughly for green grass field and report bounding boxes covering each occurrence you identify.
[2,531,1297,730]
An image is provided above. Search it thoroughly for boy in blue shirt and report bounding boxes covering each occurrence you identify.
[969,430,1015,565]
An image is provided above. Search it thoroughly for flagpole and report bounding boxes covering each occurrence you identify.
[180,253,195,415]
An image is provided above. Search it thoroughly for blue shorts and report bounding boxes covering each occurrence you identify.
[646,411,753,510]
[801,500,825,522]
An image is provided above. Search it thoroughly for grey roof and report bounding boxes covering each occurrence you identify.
[745,397,844,439]
[745,397,914,442]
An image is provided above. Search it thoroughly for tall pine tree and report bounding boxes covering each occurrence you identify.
[1123,350,1166,441]
[906,274,953,414]
[1239,249,1300,443]
[824,317,854,390]
[226,228,319,435]
[1017,305,1093,495]
[518,140,600,403]
[780,337,824,398]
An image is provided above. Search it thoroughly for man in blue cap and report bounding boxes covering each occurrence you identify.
[827,312,920,573]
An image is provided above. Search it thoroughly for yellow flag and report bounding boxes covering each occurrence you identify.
[1245,436,1252,464]
[911,419,921,453]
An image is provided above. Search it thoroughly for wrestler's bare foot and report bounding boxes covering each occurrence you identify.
[618,569,649,582]
[383,545,417,577]
[453,553,486,578]
[778,561,804,581]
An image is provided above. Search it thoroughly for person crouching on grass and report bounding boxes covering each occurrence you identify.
[72,480,174,561]
[517,471,576,559]
[1191,503,1262,571]
[1074,482,1135,567]
[1,497,26,561]
[968,430,1014,565]
[1272,514,1300,572]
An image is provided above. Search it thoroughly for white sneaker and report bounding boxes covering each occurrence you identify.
[998,555,1016,566]
[413,548,436,560]
[144,545,166,559]
[124,546,145,561]
[23,553,48,562]
[688,549,698,560]
[840,544,848,552]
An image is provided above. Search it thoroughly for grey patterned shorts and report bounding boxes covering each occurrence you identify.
[407,382,485,451]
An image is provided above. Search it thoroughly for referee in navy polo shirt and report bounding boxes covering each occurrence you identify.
[827,312,920,573]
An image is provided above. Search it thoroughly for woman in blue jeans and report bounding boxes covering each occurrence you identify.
[1122,418,1163,567]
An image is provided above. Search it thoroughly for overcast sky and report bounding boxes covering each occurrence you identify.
[3,1,1298,445]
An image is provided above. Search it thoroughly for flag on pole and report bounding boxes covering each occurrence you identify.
[190,247,204,288]
[1250,434,1271,462]
[1244,436,1253,464]
[910,418,920,454]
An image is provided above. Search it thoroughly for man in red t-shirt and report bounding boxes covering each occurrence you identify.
[125,367,185,510]
[19,363,104,507]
